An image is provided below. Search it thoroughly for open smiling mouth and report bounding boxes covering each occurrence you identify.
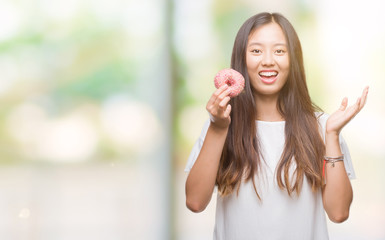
[258,71,278,84]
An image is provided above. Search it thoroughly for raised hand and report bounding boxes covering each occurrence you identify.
[326,86,369,135]
[206,84,232,130]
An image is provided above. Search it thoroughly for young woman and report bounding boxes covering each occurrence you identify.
[184,12,368,239]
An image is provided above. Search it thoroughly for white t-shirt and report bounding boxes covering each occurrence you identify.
[185,113,355,240]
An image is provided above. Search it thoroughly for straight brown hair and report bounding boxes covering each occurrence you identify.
[216,12,325,198]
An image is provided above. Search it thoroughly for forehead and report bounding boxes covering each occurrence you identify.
[248,22,286,45]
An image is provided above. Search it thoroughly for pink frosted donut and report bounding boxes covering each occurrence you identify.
[214,68,245,97]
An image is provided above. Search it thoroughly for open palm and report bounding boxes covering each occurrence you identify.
[326,86,369,134]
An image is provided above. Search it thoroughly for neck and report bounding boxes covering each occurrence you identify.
[254,94,284,122]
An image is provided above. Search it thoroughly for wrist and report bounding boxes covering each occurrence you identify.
[325,130,340,139]
[325,131,340,148]
[209,122,229,134]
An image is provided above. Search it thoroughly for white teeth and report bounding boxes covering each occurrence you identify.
[259,71,277,77]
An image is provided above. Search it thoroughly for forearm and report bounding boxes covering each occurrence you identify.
[185,124,228,212]
[322,133,353,223]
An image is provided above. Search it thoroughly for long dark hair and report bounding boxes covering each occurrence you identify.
[216,12,325,198]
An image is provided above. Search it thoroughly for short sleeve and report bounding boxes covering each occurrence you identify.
[184,119,211,173]
[317,112,356,179]
[338,135,356,179]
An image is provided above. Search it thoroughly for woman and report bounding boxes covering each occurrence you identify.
[185,12,368,239]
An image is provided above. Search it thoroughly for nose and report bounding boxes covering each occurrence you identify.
[261,52,274,66]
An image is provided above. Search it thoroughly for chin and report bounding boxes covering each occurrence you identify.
[253,84,285,97]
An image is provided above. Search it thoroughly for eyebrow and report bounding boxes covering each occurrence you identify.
[248,42,287,47]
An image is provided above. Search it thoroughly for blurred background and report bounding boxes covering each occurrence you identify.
[0,0,384,239]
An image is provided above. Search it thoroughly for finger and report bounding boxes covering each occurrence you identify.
[208,89,230,116]
[347,98,361,119]
[207,84,229,107]
[345,87,369,119]
[215,96,230,117]
[218,83,229,92]
[223,104,232,118]
[359,86,369,110]
[339,97,348,111]
[354,97,361,112]
[215,89,231,106]
[218,96,231,110]
[212,84,229,103]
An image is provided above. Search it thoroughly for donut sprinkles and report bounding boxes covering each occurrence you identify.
[214,68,245,97]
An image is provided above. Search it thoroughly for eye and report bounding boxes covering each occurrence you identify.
[251,49,262,54]
[275,49,286,55]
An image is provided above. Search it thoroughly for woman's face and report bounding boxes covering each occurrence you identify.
[246,22,290,98]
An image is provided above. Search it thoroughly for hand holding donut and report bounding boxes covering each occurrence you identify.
[206,69,245,130]
[206,84,232,130]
